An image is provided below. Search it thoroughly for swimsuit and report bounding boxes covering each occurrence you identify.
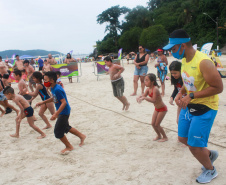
[149,87,167,112]
[38,83,50,101]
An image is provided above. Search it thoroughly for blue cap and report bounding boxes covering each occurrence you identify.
[163,38,191,50]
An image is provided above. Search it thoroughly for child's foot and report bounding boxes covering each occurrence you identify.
[0,111,5,117]
[10,133,19,138]
[122,104,126,110]
[153,136,162,141]
[61,146,74,155]
[37,134,46,139]
[79,135,86,147]
[125,103,130,111]
[43,125,52,129]
[158,138,168,142]
[130,92,137,96]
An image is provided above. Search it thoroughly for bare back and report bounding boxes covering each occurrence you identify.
[0,61,7,74]
[14,94,30,109]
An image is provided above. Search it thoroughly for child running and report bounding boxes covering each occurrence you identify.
[36,71,86,154]
[27,71,55,129]
[104,56,130,110]
[169,61,185,124]
[3,86,46,139]
[56,71,64,88]
[137,73,168,142]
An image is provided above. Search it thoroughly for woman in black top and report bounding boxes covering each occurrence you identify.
[131,45,149,96]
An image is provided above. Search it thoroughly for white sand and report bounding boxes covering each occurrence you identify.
[1,56,226,185]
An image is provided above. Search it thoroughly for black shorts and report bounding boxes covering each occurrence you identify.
[54,115,72,139]
[3,73,9,79]
[39,66,43,71]
[111,77,124,97]
[23,94,32,105]
[24,106,34,117]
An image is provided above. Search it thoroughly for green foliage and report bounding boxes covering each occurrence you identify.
[139,25,168,51]
[119,27,142,52]
[96,38,118,54]
[96,0,226,54]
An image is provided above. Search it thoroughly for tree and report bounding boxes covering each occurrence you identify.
[139,25,168,51]
[119,27,143,52]
[97,5,130,47]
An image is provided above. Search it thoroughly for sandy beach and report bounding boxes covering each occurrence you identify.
[1,56,226,185]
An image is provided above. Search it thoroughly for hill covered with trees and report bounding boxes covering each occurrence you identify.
[0,49,63,58]
[95,0,226,54]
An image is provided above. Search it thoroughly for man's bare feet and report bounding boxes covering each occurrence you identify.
[153,136,161,141]
[37,134,46,139]
[43,125,52,129]
[158,138,168,142]
[130,92,137,96]
[125,103,130,111]
[10,133,19,138]
[79,135,86,147]
[0,111,5,117]
[61,146,74,155]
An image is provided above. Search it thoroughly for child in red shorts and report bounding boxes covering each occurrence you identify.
[137,73,168,142]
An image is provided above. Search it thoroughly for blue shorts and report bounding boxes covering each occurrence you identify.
[134,66,148,76]
[178,107,217,147]
[24,106,34,117]
[0,91,6,101]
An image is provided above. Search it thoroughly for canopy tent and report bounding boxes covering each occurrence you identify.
[20,55,35,59]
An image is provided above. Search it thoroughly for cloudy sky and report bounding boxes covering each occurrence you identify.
[0,0,148,55]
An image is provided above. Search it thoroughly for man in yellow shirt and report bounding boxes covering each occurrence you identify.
[163,29,223,184]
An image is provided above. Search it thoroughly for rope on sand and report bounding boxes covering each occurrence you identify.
[67,93,226,149]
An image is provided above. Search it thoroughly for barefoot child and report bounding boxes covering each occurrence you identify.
[24,59,36,92]
[137,73,168,142]
[36,71,86,154]
[3,86,46,139]
[169,61,185,124]
[27,71,55,129]
[104,56,130,110]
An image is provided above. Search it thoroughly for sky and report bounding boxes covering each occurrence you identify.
[0,0,148,55]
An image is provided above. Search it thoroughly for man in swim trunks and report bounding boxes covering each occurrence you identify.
[163,29,223,184]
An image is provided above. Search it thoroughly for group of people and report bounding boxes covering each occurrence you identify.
[0,29,223,183]
[103,29,223,184]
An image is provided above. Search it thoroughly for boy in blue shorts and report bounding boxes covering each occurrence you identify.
[3,86,46,139]
[36,71,86,154]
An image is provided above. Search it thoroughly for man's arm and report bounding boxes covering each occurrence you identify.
[194,59,223,98]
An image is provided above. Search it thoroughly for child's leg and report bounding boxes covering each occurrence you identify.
[46,102,55,115]
[69,127,86,147]
[154,111,168,142]
[27,116,46,139]
[39,104,52,129]
[60,135,74,154]
[151,110,162,140]
[10,113,25,138]
[161,81,165,96]
[116,96,130,110]
[0,106,5,117]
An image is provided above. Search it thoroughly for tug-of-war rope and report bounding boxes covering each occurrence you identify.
[66,88,226,149]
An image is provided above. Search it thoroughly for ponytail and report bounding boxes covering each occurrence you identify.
[146,73,160,88]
